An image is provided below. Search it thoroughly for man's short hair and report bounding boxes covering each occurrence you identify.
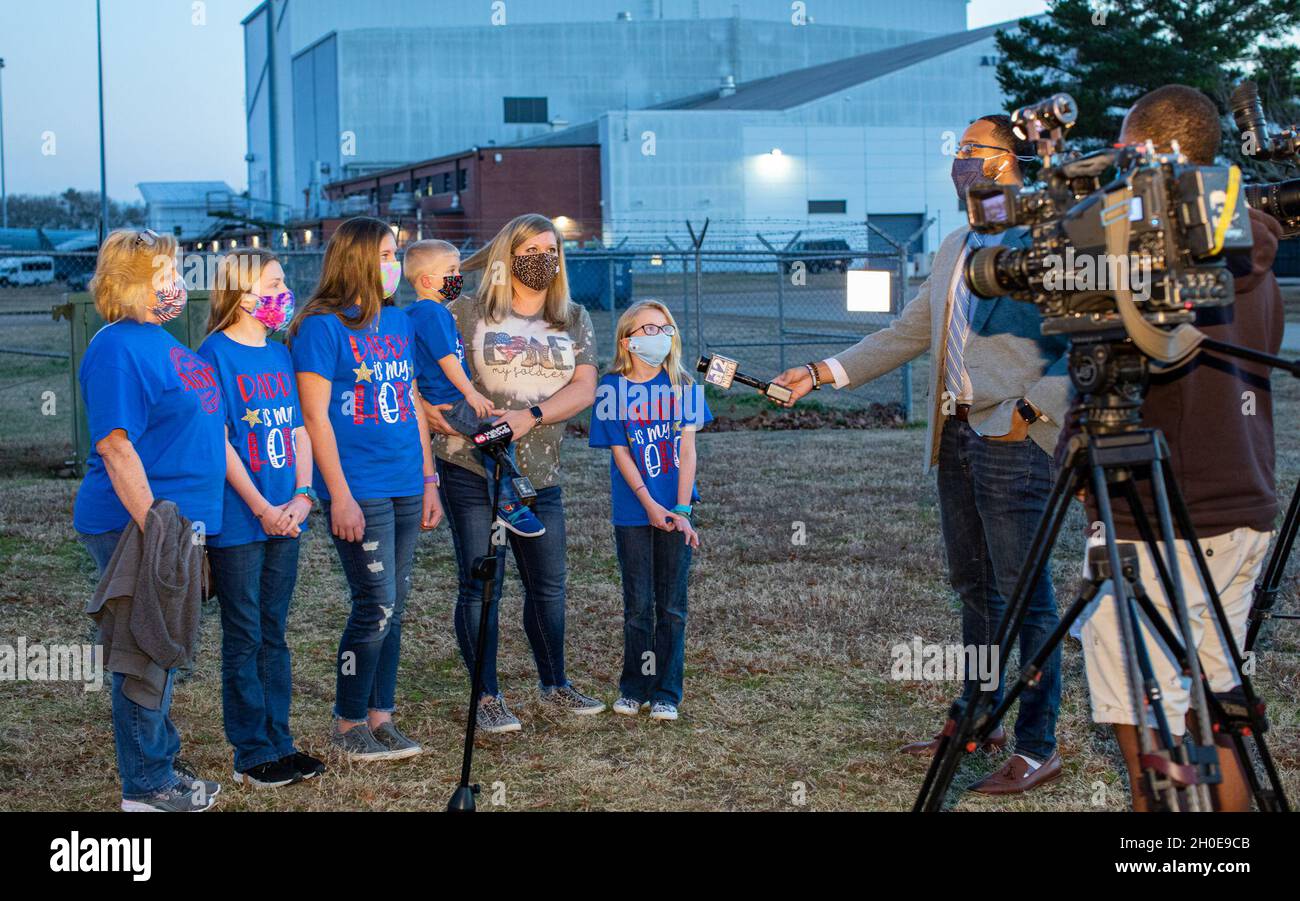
[977,114,1019,153]
[1122,85,1222,165]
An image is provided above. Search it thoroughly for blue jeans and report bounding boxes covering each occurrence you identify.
[323,495,422,722]
[437,458,568,699]
[441,396,526,509]
[614,525,692,705]
[207,538,300,771]
[936,418,1062,761]
[79,529,183,799]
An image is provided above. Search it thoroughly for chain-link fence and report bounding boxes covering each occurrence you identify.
[0,242,927,429]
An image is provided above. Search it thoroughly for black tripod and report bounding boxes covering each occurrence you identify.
[447,444,514,813]
[914,331,1290,813]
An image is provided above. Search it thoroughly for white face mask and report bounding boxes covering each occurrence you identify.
[627,333,673,367]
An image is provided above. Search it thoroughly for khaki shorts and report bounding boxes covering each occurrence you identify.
[1078,527,1271,735]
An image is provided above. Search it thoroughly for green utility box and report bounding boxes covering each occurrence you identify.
[65,291,213,474]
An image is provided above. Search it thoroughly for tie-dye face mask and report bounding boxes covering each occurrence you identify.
[438,274,463,302]
[380,260,402,299]
[151,279,189,323]
[246,290,295,333]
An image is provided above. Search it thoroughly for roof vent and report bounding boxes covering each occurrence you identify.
[719,74,737,98]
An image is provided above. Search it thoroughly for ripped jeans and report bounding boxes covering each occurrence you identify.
[323,494,422,722]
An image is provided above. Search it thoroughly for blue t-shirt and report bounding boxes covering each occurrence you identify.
[196,331,307,548]
[290,305,423,501]
[588,370,712,526]
[74,320,226,536]
[406,298,471,406]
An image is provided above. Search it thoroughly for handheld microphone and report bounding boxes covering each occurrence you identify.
[697,354,793,404]
[470,422,537,499]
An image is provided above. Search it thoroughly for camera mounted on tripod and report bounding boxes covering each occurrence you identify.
[962,92,1253,340]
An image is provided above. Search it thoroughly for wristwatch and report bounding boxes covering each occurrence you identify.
[293,485,319,507]
[529,404,545,426]
[1016,398,1041,425]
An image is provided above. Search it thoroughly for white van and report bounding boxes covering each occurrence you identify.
[0,256,57,287]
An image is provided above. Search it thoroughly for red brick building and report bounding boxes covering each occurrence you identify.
[320,143,602,248]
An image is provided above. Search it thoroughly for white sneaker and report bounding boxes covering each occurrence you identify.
[612,697,647,716]
[649,702,678,721]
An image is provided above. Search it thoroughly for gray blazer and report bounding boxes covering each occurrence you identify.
[832,225,1070,472]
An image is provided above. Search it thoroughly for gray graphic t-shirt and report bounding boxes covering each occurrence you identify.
[433,296,597,489]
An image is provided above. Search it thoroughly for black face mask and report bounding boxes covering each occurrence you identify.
[438,274,463,302]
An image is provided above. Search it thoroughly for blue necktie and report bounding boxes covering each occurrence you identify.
[944,231,984,403]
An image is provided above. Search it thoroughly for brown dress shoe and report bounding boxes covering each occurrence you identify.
[968,751,1062,794]
[900,723,1007,757]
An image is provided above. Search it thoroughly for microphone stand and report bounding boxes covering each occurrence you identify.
[447,448,509,812]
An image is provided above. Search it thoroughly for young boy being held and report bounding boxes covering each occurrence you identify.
[404,239,544,537]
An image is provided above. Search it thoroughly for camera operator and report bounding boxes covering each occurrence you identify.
[773,115,1072,795]
[1070,84,1285,811]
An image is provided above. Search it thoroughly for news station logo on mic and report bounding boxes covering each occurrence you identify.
[474,423,512,447]
[701,354,739,390]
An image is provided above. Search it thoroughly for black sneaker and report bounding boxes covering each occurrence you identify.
[233,758,300,788]
[281,751,327,781]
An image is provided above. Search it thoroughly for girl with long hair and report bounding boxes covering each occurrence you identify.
[289,217,443,760]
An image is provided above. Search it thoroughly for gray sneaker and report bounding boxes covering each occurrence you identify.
[121,780,217,812]
[477,695,522,734]
[330,724,399,761]
[173,758,220,799]
[371,721,423,760]
[540,684,606,716]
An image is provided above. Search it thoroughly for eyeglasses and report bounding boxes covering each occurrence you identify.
[956,142,1012,158]
[133,229,160,248]
[631,323,676,337]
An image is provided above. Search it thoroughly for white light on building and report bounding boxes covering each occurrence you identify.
[846,269,891,312]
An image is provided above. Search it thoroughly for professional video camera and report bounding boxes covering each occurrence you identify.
[962,93,1254,339]
[1230,79,1300,236]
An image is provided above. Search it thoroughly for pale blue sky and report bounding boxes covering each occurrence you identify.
[0,0,1047,203]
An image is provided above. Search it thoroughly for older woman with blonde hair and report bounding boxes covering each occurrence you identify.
[74,228,227,811]
[423,213,603,734]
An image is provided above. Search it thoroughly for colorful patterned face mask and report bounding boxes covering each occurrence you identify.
[511,251,559,292]
[245,290,295,333]
[438,274,463,302]
[380,260,402,299]
[151,279,189,323]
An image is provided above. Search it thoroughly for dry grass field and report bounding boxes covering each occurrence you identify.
[0,303,1297,812]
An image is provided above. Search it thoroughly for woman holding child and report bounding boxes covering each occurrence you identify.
[415,214,604,734]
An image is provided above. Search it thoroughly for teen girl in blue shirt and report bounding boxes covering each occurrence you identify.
[289,217,443,762]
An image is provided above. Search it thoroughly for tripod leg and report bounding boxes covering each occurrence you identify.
[913,452,1081,812]
[1246,478,1300,651]
[1090,457,1183,812]
[1159,463,1291,812]
[1123,481,1286,811]
[1146,454,1218,812]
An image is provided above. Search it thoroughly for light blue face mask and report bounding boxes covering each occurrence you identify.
[627,333,673,367]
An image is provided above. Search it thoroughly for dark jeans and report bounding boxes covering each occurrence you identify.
[442,396,525,509]
[79,528,183,799]
[614,525,692,705]
[323,495,422,722]
[208,538,300,771]
[937,418,1061,761]
[437,457,568,699]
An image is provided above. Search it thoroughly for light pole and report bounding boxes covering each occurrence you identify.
[1,57,8,230]
[96,0,108,244]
